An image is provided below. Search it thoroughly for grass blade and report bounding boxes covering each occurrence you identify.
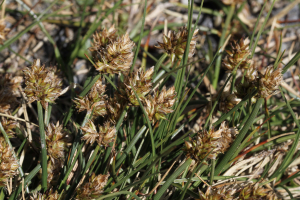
[154,158,192,200]
[130,0,148,73]
[37,101,48,192]
[8,164,41,200]
[116,125,147,168]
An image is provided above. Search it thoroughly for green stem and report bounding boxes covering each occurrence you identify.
[67,113,91,168]
[210,159,215,185]
[230,71,236,93]
[37,101,48,192]
[204,74,232,130]
[63,73,101,126]
[212,4,235,88]
[65,145,101,199]
[264,98,272,144]
[130,0,148,73]
[153,53,168,78]
[44,103,52,126]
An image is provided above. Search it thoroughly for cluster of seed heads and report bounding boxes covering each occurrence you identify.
[73,25,179,148]
[76,173,109,200]
[185,122,238,162]
[30,188,62,200]
[156,26,198,62]
[0,2,292,198]
[89,25,135,74]
[222,38,282,99]
[23,59,63,109]
[197,181,280,200]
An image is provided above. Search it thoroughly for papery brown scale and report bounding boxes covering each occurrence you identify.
[45,122,71,163]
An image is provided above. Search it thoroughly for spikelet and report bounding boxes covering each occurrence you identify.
[144,86,176,124]
[30,187,63,200]
[119,67,154,106]
[94,33,135,74]
[23,59,63,109]
[239,182,281,200]
[74,79,107,120]
[45,121,71,163]
[185,122,238,162]
[89,25,117,53]
[0,137,18,187]
[197,186,235,200]
[38,159,62,188]
[245,63,259,82]
[0,117,17,138]
[258,65,282,98]
[76,173,109,200]
[81,120,116,147]
[106,95,127,124]
[46,160,62,187]
[0,74,21,113]
[0,19,9,44]
[218,91,241,113]
[222,38,251,72]
[156,27,198,62]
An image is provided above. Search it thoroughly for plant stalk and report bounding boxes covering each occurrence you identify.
[37,101,48,192]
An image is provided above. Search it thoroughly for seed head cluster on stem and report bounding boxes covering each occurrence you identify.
[185,122,238,162]
[23,59,63,109]
[156,26,198,62]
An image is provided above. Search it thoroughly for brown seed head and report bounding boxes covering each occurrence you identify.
[38,160,63,188]
[89,25,117,53]
[23,59,63,109]
[76,173,109,200]
[197,186,235,200]
[258,65,282,98]
[73,79,107,120]
[0,137,18,187]
[156,27,198,62]
[45,121,71,163]
[218,91,241,113]
[45,160,62,187]
[239,182,281,200]
[144,86,176,124]
[94,33,135,74]
[222,38,251,72]
[81,120,116,147]
[185,122,238,162]
[119,67,154,106]
[30,188,63,200]
[106,95,127,124]
[1,117,17,138]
